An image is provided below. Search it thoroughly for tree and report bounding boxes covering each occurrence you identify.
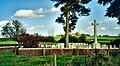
[79,33,86,43]
[69,34,79,43]
[118,33,120,39]
[58,34,79,43]
[98,0,120,25]
[39,36,56,42]
[111,39,120,49]
[51,0,91,47]
[1,20,26,42]
[75,32,80,37]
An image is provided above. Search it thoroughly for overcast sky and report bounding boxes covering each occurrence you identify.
[0,0,120,37]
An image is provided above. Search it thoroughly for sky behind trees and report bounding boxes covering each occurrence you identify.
[0,0,120,37]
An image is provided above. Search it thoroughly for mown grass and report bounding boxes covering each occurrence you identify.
[86,36,118,40]
[0,41,18,44]
[86,36,119,43]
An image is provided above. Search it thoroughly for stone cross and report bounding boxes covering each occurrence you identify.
[92,20,100,48]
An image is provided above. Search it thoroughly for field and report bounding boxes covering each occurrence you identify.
[0,36,119,45]
[0,36,119,66]
[0,51,119,66]
[0,52,86,66]
[86,36,119,44]
[0,38,18,45]
[0,41,18,44]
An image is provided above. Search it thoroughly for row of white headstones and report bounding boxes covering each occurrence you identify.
[40,43,117,49]
[40,20,118,49]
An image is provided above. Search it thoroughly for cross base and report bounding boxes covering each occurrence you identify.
[92,43,100,49]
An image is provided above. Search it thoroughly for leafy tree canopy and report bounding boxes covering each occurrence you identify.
[1,20,26,41]
[98,0,113,5]
[98,0,120,25]
[75,32,80,37]
[51,0,91,32]
[51,0,91,47]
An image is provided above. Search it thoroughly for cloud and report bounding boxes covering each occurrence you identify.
[0,20,10,26]
[99,18,118,24]
[34,8,46,14]
[78,26,93,34]
[27,25,45,30]
[87,26,94,31]
[113,26,120,30]
[13,9,45,18]
[48,7,60,13]
[98,27,107,30]
[78,26,108,34]
[13,7,60,18]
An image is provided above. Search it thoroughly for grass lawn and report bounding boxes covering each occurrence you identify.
[0,41,18,44]
[86,36,119,43]
[86,36,119,40]
[0,52,85,66]
[0,51,119,66]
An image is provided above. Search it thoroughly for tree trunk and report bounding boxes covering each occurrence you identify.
[119,44,120,49]
[65,10,70,48]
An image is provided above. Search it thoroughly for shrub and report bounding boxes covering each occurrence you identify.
[18,34,40,48]
[111,39,120,48]
[79,33,86,43]
[39,36,56,42]
[58,35,79,43]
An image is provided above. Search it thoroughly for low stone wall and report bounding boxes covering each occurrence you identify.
[0,47,17,52]
[18,48,119,56]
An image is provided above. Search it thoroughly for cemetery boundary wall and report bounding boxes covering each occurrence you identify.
[0,47,17,52]
[18,48,119,56]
